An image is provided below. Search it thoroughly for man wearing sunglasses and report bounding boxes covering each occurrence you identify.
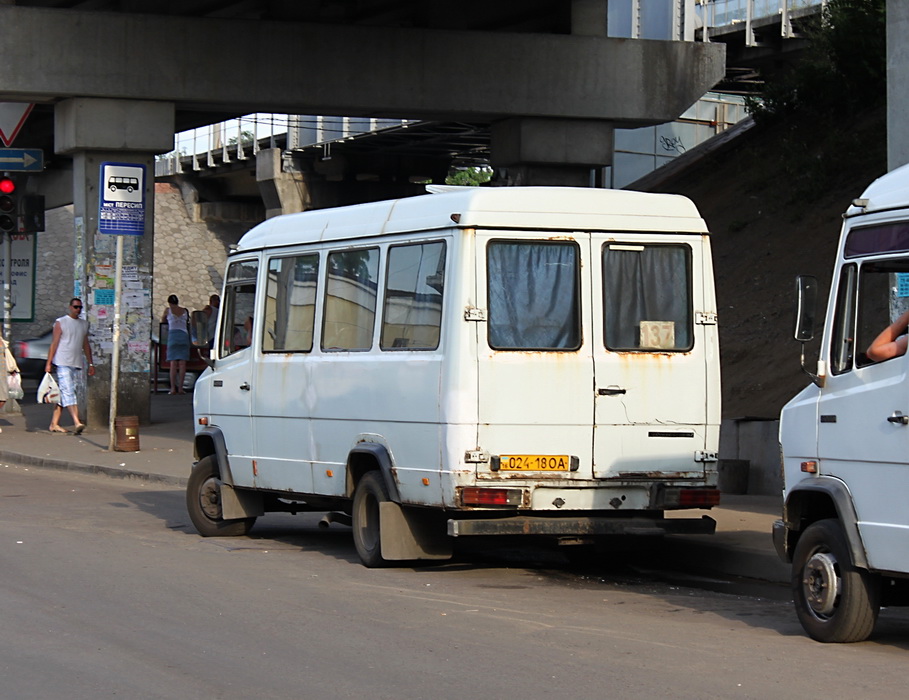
[45,297,94,434]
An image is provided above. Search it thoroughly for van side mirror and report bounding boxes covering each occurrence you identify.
[793,275,825,387]
[191,310,210,349]
[793,275,818,342]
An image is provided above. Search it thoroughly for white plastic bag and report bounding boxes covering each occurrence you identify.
[8,372,23,401]
[37,372,61,405]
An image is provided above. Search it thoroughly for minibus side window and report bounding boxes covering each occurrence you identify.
[487,240,581,351]
[381,241,446,351]
[854,259,909,368]
[830,264,857,374]
[322,247,380,351]
[220,259,258,358]
[264,254,320,352]
[602,243,692,352]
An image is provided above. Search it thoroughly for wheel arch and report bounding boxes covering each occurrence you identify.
[193,426,235,485]
[784,477,869,569]
[346,442,402,503]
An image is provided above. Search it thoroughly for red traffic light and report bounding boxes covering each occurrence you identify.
[0,177,15,195]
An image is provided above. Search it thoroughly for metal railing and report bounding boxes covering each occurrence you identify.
[698,0,825,38]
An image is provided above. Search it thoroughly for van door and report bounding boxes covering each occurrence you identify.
[208,258,259,487]
[817,257,909,573]
[590,236,710,479]
[474,233,595,479]
[249,251,321,493]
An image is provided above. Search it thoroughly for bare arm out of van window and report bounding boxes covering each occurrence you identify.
[866,309,909,362]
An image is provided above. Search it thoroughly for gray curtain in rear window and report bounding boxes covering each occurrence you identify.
[602,244,691,350]
[487,241,580,350]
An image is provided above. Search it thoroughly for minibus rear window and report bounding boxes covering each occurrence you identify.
[602,243,692,352]
[487,240,581,351]
[845,222,909,258]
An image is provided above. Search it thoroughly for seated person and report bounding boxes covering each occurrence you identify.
[233,316,253,349]
[866,309,909,362]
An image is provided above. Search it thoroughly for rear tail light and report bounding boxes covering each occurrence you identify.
[460,487,523,507]
[16,342,26,358]
[658,487,721,509]
[678,488,721,508]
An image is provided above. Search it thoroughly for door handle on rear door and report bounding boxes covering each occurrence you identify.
[887,411,909,425]
[240,382,250,391]
[598,387,627,396]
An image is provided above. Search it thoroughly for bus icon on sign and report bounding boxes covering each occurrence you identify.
[108,176,139,193]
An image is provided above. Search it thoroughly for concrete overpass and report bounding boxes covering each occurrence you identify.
[0,1,727,427]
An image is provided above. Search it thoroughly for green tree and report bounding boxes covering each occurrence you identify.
[445,167,493,186]
[747,0,886,122]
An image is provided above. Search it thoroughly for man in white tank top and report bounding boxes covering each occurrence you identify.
[45,297,94,434]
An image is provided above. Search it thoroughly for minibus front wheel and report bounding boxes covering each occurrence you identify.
[792,518,879,642]
[352,471,391,568]
[186,456,256,538]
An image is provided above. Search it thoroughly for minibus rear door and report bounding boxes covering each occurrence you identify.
[590,236,710,480]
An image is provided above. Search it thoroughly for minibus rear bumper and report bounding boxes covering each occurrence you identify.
[447,514,716,537]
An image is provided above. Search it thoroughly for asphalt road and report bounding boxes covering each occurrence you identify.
[4,465,909,700]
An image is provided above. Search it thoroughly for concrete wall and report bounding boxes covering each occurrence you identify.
[151,182,252,317]
[719,418,782,497]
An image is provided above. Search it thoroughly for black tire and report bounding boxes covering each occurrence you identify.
[186,456,256,537]
[791,518,879,643]
[352,471,392,568]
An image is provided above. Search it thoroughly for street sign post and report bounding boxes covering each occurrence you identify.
[97,162,148,450]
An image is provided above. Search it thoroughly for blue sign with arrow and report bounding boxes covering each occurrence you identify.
[0,148,43,172]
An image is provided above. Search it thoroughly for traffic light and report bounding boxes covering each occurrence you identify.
[20,193,45,233]
[0,175,17,234]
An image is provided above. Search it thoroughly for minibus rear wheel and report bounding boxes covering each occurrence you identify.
[352,471,391,568]
[186,456,256,537]
[792,518,879,642]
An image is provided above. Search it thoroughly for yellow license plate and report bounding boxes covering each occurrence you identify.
[498,455,571,471]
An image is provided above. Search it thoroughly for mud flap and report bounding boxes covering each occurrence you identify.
[221,483,265,520]
[379,501,453,561]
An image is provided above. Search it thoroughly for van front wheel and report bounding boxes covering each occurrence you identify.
[186,456,256,538]
[792,518,879,643]
[352,471,391,568]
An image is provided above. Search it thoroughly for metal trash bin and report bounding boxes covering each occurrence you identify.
[114,415,140,452]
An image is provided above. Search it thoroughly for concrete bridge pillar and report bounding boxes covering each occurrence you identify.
[55,97,174,429]
[888,0,909,170]
[490,117,614,187]
[256,148,309,218]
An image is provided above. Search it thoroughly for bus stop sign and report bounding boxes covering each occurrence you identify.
[99,162,146,235]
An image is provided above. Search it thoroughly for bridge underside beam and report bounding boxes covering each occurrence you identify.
[0,5,724,128]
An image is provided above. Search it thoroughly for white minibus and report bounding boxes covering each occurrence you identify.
[187,186,721,567]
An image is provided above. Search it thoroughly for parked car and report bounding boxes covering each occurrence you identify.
[13,329,53,379]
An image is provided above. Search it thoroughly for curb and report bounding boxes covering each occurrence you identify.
[0,449,188,487]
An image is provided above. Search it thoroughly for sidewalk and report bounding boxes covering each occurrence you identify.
[0,389,195,486]
[0,390,789,584]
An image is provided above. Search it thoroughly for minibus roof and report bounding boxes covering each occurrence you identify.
[235,186,708,252]
[845,162,909,218]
